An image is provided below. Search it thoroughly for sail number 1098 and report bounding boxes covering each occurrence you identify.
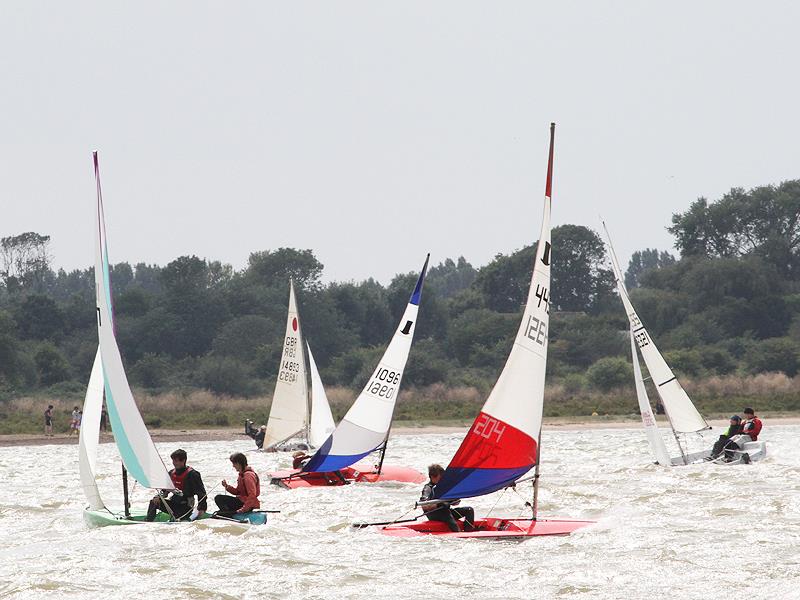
[366,368,400,399]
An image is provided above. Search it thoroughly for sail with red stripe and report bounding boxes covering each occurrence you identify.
[436,124,555,500]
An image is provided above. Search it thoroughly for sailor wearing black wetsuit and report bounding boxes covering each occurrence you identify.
[146,448,208,521]
[420,464,475,532]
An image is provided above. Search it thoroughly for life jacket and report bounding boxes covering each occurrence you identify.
[170,466,194,491]
[241,467,260,499]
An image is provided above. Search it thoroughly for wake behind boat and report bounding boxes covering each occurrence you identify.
[371,124,595,539]
[269,256,431,488]
[602,222,767,466]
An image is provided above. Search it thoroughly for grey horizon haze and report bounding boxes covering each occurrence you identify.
[1,2,798,284]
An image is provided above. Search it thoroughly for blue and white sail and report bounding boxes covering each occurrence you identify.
[303,255,429,472]
[93,152,174,491]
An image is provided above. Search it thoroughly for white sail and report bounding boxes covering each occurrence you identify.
[602,222,709,434]
[263,280,309,449]
[303,255,429,473]
[630,331,672,466]
[93,152,174,491]
[307,343,335,448]
[78,349,106,510]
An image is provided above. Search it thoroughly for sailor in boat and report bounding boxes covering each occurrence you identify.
[709,415,742,459]
[146,449,208,522]
[420,464,476,532]
[214,452,261,517]
[292,451,311,470]
[722,408,763,460]
[245,420,267,449]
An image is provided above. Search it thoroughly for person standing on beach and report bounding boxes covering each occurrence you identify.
[100,406,108,432]
[68,406,80,437]
[44,405,54,437]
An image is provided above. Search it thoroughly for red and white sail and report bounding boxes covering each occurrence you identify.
[435,124,555,500]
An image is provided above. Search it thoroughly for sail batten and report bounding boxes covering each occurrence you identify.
[303,255,429,473]
[435,124,555,501]
[602,221,709,434]
[93,152,174,491]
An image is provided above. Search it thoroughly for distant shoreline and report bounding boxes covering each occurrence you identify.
[2,415,796,448]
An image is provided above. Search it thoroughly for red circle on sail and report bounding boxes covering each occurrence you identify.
[292,317,298,331]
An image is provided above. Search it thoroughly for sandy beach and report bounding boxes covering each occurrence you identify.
[3,415,797,448]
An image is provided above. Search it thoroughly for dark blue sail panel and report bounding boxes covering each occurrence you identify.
[434,465,533,500]
[409,253,430,306]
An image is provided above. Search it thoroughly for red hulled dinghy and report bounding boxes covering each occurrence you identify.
[371,124,595,539]
[268,257,430,488]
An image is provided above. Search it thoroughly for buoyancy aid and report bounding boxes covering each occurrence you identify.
[170,466,194,491]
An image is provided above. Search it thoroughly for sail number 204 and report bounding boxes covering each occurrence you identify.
[473,414,506,442]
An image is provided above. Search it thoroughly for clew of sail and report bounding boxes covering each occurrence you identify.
[630,331,672,465]
[263,280,309,449]
[307,343,335,448]
[78,349,106,510]
[303,255,429,473]
[435,124,556,501]
[93,152,174,491]
[602,222,709,434]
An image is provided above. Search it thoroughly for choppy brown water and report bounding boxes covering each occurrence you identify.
[1,427,798,599]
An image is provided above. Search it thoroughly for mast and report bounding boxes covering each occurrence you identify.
[122,465,131,519]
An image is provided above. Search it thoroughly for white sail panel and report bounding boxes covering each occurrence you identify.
[307,343,335,448]
[303,255,429,472]
[630,331,672,465]
[603,222,709,434]
[94,152,174,491]
[263,280,309,449]
[78,349,106,510]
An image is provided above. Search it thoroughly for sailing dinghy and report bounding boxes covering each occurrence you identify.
[259,280,335,452]
[81,152,266,527]
[269,256,431,488]
[379,124,594,538]
[602,222,766,465]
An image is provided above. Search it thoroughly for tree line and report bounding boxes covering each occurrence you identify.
[1,179,799,401]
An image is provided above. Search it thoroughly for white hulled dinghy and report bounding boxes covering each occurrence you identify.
[603,222,766,465]
[269,256,430,488]
[376,124,594,538]
[258,280,334,452]
[81,153,266,527]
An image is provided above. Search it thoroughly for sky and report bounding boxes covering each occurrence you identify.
[1,2,798,284]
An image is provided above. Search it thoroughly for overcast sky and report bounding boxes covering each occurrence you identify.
[2,2,798,283]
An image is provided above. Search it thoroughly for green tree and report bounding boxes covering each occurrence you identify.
[34,343,72,385]
[586,357,631,391]
[16,295,65,340]
[743,338,799,376]
[624,249,675,289]
[246,248,323,291]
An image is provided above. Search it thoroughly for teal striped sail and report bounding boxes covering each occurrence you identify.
[93,152,174,491]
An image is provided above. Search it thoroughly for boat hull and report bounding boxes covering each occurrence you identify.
[83,508,266,527]
[270,463,425,488]
[379,517,595,538]
[671,440,768,466]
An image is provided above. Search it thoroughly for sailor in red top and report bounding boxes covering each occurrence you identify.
[215,452,261,516]
[741,408,763,441]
